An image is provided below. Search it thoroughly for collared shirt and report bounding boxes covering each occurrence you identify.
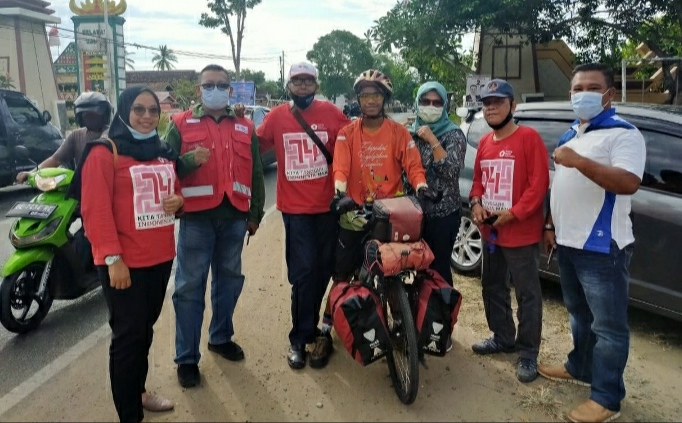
[550,122,646,253]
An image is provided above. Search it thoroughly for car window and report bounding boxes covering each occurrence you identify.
[5,96,41,125]
[466,117,490,148]
[640,130,682,195]
[517,119,574,170]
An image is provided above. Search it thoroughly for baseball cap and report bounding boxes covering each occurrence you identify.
[289,61,318,79]
[479,79,514,100]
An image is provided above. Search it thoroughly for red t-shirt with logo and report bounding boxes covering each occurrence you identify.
[469,125,550,248]
[257,100,350,214]
[81,145,181,268]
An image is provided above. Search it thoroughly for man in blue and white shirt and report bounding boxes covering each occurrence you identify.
[539,63,646,423]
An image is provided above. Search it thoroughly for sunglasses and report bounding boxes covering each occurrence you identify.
[132,105,160,117]
[419,99,444,107]
[201,82,230,91]
[289,78,316,87]
[358,92,384,102]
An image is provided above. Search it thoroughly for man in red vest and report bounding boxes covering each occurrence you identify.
[164,64,266,388]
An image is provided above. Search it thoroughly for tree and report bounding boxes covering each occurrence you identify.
[306,30,375,101]
[172,79,199,110]
[124,48,135,71]
[372,53,419,106]
[0,74,15,89]
[152,45,178,71]
[199,0,263,79]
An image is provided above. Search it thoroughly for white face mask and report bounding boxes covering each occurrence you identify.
[417,105,444,123]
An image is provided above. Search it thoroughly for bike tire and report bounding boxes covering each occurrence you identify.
[384,280,420,405]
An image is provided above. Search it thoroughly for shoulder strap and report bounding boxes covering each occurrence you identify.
[290,105,333,165]
[103,137,118,165]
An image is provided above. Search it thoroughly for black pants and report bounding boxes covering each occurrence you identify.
[422,210,461,286]
[98,260,173,423]
[334,227,369,282]
[481,243,542,360]
[282,213,337,346]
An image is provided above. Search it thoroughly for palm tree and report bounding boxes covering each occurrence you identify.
[124,48,135,71]
[152,45,178,71]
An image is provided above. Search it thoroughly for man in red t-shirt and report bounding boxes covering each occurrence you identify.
[257,61,350,370]
[469,79,549,383]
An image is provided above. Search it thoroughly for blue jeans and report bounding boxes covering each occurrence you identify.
[173,217,247,365]
[282,212,337,346]
[557,240,634,412]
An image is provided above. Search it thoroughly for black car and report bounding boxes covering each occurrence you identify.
[0,89,63,187]
[451,101,682,322]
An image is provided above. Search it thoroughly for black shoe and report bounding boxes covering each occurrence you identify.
[517,358,538,383]
[177,364,200,388]
[472,337,515,355]
[288,344,307,369]
[309,332,333,369]
[208,341,245,361]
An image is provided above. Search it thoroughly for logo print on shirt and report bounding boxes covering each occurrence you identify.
[480,158,515,211]
[235,123,249,134]
[130,163,176,230]
[282,131,329,181]
[499,150,514,158]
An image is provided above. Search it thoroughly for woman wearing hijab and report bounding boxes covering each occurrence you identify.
[407,81,467,289]
[78,87,182,422]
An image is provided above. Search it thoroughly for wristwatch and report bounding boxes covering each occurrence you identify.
[470,197,482,208]
[105,255,121,266]
[543,223,555,231]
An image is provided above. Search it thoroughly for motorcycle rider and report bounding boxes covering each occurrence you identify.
[16,91,111,182]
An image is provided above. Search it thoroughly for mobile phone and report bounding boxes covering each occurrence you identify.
[483,215,498,225]
[546,248,554,268]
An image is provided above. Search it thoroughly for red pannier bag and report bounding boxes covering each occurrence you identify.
[363,239,435,277]
[329,280,390,366]
[415,269,463,357]
[371,196,424,242]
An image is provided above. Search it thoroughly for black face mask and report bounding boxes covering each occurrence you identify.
[82,114,107,132]
[291,93,315,109]
[488,110,514,130]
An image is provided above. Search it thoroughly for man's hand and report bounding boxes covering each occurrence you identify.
[330,191,358,215]
[108,260,131,290]
[552,145,584,169]
[247,221,259,236]
[162,194,184,215]
[193,147,210,166]
[544,230,557,254]
[471,203,490,225]
[492,210,516,227]
[15,171,30,184]
[416,125,439,146]
[233,103,246,118]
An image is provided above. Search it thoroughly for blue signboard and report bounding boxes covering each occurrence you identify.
[230,81,256,106]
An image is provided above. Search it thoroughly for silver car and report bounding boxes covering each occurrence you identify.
[244,105,274,167]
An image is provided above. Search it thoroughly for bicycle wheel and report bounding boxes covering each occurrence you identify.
[384,279,419,404]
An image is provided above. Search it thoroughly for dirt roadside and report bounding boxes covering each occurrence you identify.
[1,210,681,422]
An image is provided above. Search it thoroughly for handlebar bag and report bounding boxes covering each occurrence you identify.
[371,196,423,242]
[414,269,463,357]
[330,280,390,366]
[363,239,435,277]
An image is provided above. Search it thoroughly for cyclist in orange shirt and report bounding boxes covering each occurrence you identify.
[319,70,431,349]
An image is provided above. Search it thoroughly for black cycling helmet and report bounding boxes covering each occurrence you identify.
[74,91,112,128]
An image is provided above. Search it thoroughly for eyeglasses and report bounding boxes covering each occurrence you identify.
[419,99,444,107]
[201,82,230,91]
[358,92,384,102]
[132,105,160,117]
[289,78,316,87]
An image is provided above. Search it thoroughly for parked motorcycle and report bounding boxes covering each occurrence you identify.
[1,164,99,333]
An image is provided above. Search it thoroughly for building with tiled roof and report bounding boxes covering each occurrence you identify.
[126,70,198,92]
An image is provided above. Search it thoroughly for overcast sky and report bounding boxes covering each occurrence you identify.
[50,0,463,81]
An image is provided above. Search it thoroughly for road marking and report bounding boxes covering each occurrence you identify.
[0,204,277,418]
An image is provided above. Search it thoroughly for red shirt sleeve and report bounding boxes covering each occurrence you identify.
[256,107,276,155]
[510,129,550,221]
[470,134,489,200]
[81,145,122,259]
[332,126,351,186]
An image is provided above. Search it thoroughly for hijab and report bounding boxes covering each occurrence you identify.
[67,86,177,200]
[408,81,459,139]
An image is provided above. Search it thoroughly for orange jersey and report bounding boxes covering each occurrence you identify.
[333,118,427,204]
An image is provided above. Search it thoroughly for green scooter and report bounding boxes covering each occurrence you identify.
[1,166,99,333]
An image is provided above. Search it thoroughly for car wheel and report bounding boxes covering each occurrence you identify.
[451,208,483,274]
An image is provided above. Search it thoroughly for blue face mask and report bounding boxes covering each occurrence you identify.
[202,87,230,110]
[120,116,157,140]
[571,91,607,121]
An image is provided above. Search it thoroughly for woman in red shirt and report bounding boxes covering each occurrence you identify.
[78,87,183,423]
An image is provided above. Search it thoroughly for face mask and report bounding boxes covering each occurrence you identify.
[83,115,106,132]
[120,116,157,140]
[571,91,607,121]
[417,105,444,123]
[201,88,230,110]
[488,111,514,131]
[290,93,315,109]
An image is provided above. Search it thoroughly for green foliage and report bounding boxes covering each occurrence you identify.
[157,112,171,138]
[199,0,263,78]
[172,79,199,110]
[0,74,15,89]
[152,45,178,71]
[372,53,419,106]
[306,30,375,100]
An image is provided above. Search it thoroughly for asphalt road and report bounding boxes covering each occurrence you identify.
[0,164,278,398]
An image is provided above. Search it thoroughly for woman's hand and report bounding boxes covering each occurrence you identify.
[162,194,184,215]
[416,125,439,146]
[108,260,131,290]
[471,203,490,225]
